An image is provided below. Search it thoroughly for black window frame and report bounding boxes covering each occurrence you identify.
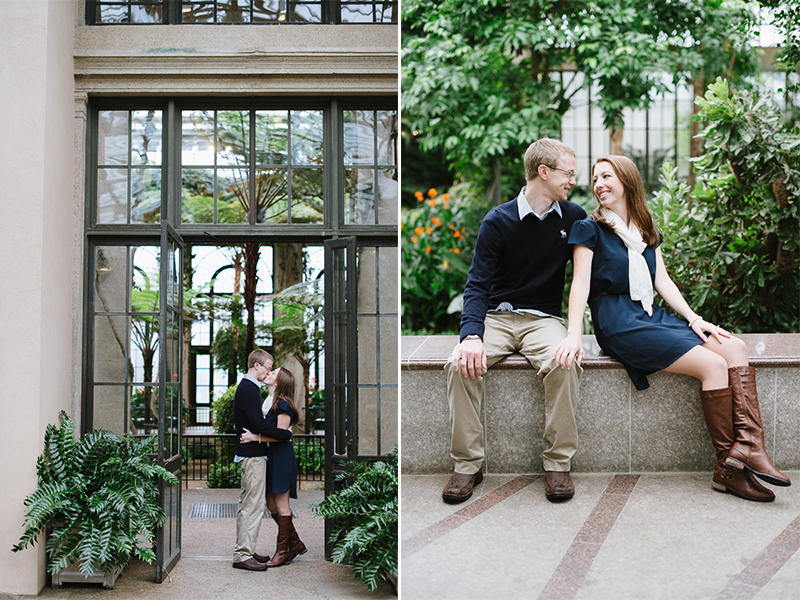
[85,0,398,25]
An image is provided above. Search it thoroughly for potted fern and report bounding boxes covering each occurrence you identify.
[12,411,177,588]
[313,446,398,592]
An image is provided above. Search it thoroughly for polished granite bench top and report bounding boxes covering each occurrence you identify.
[402,333,800,370]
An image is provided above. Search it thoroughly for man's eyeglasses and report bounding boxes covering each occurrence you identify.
[545,165,576,179]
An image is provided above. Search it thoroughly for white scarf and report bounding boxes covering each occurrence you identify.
[600,208,653,316]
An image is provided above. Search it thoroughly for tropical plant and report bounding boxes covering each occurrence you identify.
[11,411,177,577]
[312,447,398,592]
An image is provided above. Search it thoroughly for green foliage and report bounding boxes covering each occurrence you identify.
[651,80,800,333]
[206,462,241,489]
[312,447,398,592]
[211,384,238,434]
[12,412,177,577]
[296,442,324,476]
[402,0,760,192]
[401,182,491,333]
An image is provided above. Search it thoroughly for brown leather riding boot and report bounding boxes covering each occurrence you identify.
[265,516,292,567]
[271,513,307,561]
[725,366,791,487]
[700,387,774,502]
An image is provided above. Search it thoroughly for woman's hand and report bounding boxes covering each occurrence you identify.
[690,318,732,344]
[553,331,584,370]
[240,427,259,444]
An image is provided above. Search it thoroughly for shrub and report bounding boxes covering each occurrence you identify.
[651,79,799,333]
[312,447,398,592]
[207,462,241,489]
[401,182,490,334]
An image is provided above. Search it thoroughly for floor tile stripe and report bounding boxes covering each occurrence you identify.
[713,514,800,600]
[401,475,539,559]
[538,474,641,600]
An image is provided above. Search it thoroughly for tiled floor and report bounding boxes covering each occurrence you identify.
[400,472,800,600]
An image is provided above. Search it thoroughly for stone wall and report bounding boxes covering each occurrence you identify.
[401,334,800,475]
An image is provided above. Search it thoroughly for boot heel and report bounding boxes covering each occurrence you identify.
[725,456,745,470]
[711,481,727,493]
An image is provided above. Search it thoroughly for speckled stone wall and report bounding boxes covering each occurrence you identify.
[401,334,800,475]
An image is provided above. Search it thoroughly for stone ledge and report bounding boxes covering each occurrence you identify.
[401,334,800,475]
[402,334,800,370]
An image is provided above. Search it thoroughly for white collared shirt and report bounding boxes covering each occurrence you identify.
[516,186,563,221]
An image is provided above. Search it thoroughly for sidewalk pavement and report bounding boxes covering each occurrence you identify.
[400,472,800,600]
[17,488,394,600]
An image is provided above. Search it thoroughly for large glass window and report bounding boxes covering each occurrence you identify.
[181,109,324,225]
[88,0,397,23]
[96,110,163,224]
[343,108,398,225]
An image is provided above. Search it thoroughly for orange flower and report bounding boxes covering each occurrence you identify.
[451,248,461,254]
[448,224,455,229]
[425,245,431,254]
[400,222,404,230]
[427,188,438,198]
[443,196,450,209]
[443,193,451,201]
[454,230,463,239]
[414,191,424,202]
[411,236,418,243]
[430,198,438,207]
[431,217,442,227]
[426,226,433,234]
[414,226,424,236]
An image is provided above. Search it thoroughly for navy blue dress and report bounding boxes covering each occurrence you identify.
[266,400,298,499]
[569,218,702,390]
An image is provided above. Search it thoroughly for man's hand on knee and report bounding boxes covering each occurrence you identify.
[452,337,487,380]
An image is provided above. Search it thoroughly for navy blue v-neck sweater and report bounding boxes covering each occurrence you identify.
[459,198,586,341]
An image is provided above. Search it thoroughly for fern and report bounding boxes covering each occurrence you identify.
[12,411,177,576]
[312,446,398,592]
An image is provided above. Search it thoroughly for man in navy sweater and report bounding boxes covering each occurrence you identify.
[442,138,586,504]
[232,349,293,571]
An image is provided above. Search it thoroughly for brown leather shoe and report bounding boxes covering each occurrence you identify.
[545,471,575,502]
[232,557,268,571]
[442,471,483,504]
[712,462,775,502]
[253,552,271,563]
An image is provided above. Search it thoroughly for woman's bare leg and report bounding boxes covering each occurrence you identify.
[273,491,291,516]
[663,345,730,390]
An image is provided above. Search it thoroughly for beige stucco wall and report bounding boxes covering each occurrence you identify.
[0,0,78,595]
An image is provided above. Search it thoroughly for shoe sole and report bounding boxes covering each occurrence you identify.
[545,492,574,503]
[712,480,775,502]
[724,457,791,487]
[232,563,267,571]
[442,472,483,503]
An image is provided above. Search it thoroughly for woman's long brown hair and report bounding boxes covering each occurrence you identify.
[270,368,299,426]
[590,155,659,246]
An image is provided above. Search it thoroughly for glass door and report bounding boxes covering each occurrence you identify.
[323,236,357,557]
[156,222,183,581]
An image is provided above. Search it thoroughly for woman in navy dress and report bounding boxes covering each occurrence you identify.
[241,367,306,566]
[554,155,790,502]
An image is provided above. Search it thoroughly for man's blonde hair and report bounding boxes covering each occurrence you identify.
[247,349,273,370]
[524,138,575,180]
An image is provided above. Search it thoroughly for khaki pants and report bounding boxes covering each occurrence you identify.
[233,456,267,563]
[446,312,582,474]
